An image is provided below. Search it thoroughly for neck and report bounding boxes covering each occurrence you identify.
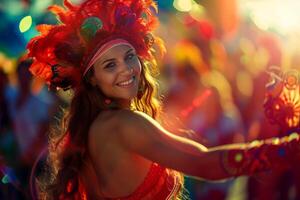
[116,99,131,110]
[106,98,131,110]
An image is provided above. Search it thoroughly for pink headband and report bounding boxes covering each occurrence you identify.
[83,39,135,76]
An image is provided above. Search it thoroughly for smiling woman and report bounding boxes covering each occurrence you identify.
[25,0,300,200]
[89,43,142,103]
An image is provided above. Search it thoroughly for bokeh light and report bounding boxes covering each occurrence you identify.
[173,0,193,12]
[19,16,32,33]
[189,3,206,21]
[236,70,253,98]
[1,174,10,184]
[240,0,300,34]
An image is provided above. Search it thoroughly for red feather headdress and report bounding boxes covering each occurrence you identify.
[26,0,165,90]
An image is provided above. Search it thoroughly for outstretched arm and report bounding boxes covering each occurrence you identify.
[116,110,300,181]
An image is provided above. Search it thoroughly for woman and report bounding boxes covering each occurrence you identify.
[26,0,300,199]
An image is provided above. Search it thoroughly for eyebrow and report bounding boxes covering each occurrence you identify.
[101,49,134,65]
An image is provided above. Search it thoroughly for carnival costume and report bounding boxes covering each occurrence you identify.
[26,0,300,199]
[26,0,184,199]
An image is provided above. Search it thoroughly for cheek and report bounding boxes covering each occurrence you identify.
[94,72,116,89]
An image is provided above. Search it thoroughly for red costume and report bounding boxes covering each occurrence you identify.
[108,163,183,200]
[74,162,184,200]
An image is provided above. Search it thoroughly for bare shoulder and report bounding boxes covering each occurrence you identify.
[87,109,145,145]
[117,109,160,129]
[88,110,145,134]
[89,109,159,149]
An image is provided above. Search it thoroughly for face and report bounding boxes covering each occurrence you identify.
[91,44,142,102]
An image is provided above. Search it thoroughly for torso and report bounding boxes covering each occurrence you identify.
[82,110,153,198]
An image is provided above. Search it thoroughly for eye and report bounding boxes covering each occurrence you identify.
[105,62,116,69]
[126,53,136,60]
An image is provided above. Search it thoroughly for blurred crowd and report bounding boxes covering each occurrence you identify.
[1,0,300,199]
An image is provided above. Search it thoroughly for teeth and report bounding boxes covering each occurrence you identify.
[118,77,134,86]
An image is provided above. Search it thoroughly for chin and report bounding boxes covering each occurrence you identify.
[113,92,138,101]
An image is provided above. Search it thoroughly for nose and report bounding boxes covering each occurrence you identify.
[119,61,134,75]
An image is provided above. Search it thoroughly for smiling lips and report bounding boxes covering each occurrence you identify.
[117,76,135,87]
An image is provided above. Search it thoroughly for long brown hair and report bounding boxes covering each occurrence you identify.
[37,58,162,200]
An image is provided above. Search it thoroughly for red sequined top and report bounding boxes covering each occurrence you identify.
[111,162,183,200]
[77,162,183,200]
